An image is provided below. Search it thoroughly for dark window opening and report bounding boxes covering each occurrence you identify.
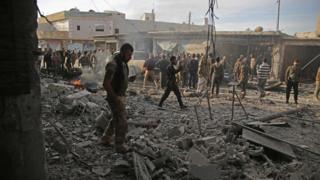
[77,25,80,31]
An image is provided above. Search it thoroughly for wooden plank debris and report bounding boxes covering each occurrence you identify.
[256,107,307,122]
[247,121,289,127]
[265,81,282,91]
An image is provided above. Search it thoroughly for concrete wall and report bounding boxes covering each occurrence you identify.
[116,19,207,34]
[69,16,113,40]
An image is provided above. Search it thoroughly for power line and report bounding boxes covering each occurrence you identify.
[90,0,100,12]
[102,0,117,11]
[276,0,281,32]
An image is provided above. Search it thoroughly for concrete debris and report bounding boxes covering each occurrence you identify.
[167,126,185,137]
[92,167,111,176]
[76,141,92,148]
[40,77,320,179]
[187,148,221,180]
[95,111,112,130]
[177,137,194,150]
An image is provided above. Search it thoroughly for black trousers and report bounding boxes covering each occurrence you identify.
[189,72,197,88]
[286,80,299,102]
[159,83,183,107]
[211,77,221,95]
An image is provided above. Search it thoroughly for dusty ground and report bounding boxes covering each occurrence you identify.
[41,77,320,180]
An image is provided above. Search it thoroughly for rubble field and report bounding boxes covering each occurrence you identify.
[41,77,320,180]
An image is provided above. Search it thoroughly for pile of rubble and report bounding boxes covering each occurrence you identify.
[41,78,320,180]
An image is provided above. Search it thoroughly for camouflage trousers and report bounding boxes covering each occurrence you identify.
[103,96,127,145]
[239,79,248,97]
[143,70,158,89]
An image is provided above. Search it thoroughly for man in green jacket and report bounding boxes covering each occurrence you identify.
[285,59,301,104]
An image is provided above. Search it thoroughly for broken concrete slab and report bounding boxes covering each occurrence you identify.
[145,158,156,172]
[167,126,185,137]
[92,167,111,176]
[187,148,221,180]
[133,152,152,180]
[76,141,92,148]
[242,128,296,158]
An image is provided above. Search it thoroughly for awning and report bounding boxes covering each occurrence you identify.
[181,40,207,54]
[157,41,177,51]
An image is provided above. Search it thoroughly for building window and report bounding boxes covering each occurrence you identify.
[77,25,80,31]
[114,28,119,34]
[95,24,105,32]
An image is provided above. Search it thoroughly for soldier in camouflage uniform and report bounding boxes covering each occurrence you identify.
[238,58,249,98]
[233,55,244,81]
[99,43,135,153]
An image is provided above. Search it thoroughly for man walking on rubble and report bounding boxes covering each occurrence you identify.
[257,58,271,98]
[314,66,320,101]
[99,43,135,153]
[285,59,301,104]
[239,58,249,99]
[158,56,187,109]
[210,57,224,97]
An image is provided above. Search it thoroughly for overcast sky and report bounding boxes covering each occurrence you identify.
[38,0,319,35]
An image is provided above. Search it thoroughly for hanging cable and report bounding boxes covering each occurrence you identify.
[204,0,219,82]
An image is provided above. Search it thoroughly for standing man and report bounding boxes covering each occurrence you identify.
[43,48,53,69]
[156,54,170,89]
[143,54,158,89]
[239,58,249,98]
[257,58,271,98]
[314,66,320,101]
[250,54,257,80]
[99,43,135,153]
[178,54,189,88]
[158,56,186,109]
[210,57,224,97]
[188,54,198,89]
[233,55,243,81]
[197,54,210,94]
[90,50,98,72]
[285,59,301,104]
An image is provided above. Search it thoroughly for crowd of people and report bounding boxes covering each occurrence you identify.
[39,48,108,74]
[99,43,320,154]
[142,50,320,104]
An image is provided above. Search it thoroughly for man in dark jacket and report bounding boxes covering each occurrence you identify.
[156,54,170,89]
[99,43,135,153]
[210,57,224,96]
[158,56,186,109]
[188,54,198,89]
[285,59,301,104]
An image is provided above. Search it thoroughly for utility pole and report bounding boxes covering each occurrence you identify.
[276,0,281,32]
[188,11,191,30]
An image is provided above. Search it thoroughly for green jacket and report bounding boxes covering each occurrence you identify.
[285,65,300,82]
